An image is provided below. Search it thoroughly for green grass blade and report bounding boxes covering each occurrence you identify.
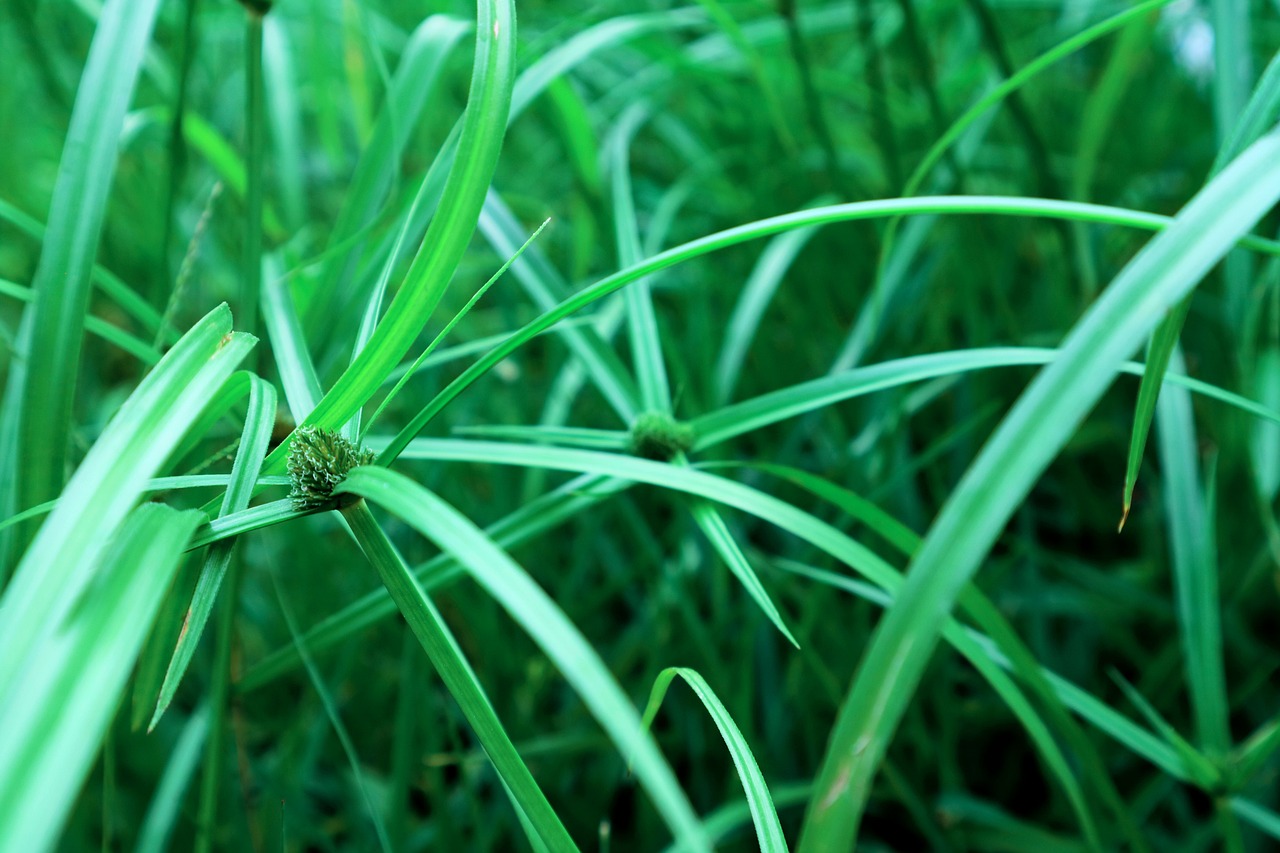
[687,499,798,648]
[1107,671,1220,786]
[719,462,920,556]
[338,500,579,853]
[1121,298,1190,528]
[336,467,712,853]
[638,667,788,852]
[693,347,1280,451]
[899,0,1174,203]
[1229,798,1280,841]
[263,0,515,461]
[270,572,393,853]
[714,209,830,405]
[479,192,640,422]
[134,706,209,853]
[361,216,552,439]
[262,253,323,423]
[0,198,175,344]
[0,276,161,364]
[608,103,671,414]
[1,0,166,556]
[262,17,305,229]
[1155,351,1229,752]
[236,473,632,692]
[0,503,203,853]
[304,14,471,325]
[1123,45,1280,520]
[0,304,255,693]
[149,375,276,730]
[376,195,1280,464]
[779,562,1103,848]
[794,132,1280,853]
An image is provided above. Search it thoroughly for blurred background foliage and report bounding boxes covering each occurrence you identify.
[3,0,1280,850]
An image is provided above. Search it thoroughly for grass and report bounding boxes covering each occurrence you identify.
[3,0,1280,851]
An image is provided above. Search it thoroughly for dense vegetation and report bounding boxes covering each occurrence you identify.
[3,0,1280,850]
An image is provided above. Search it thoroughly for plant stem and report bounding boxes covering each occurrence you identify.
[243,8,265,348]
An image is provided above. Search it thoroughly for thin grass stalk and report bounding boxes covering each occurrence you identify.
[242,7,265,346]
[193,559,240,853]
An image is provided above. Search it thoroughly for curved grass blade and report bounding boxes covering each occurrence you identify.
[0,276,161,364]
[693,347,1280,452]
[715,207,830,404]
[235,473,632,692]
[262,253,322,423]
[608,103,670,414]
[0,504,203,853]
[1230,798,1280,841]
[380,440,1113,844]
[149,375,277,730]
[479,192,640,422]
[377,195,1280,465]
[361,216,553,439]
[638,667,788,852]
[336,467,712,853]
[258,0,515,468]
[794,132,1280,853]
[1,0,166,563]
[0,304,255,694]
[1123,47,1280,522]
[0,198,175,344]
[338,500,578,852]
[318,14,474,347]
[687,498,798,648]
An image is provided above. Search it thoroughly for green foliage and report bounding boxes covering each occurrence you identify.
[7,0,1280,851]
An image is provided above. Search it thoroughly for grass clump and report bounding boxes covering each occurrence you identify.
[287,426,376,510]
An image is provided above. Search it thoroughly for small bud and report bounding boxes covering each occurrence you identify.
[287,426,376,510]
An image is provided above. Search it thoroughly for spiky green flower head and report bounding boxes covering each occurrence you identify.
[629,411,696,462]
[287,426,376,510]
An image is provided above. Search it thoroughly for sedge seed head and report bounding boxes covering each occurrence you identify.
[628,411,696,461]
[287,426,376,510]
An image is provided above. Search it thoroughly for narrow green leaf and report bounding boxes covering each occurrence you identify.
[134,706,209,853]
[336,467,712,853]
[638,667,788,852]
[338,500,578,853]
[0,504,203,853]
[1,0,166,558]
[303,14,472,331]
[1124,45,1280,520]
[795,132,1280,853]
[479,192,640,421]
[280,0,516,444]
[236,473,632,692]
[688,500,799,648]
[608,103,670,413]
[1156,350,1230,753]
[0,304,255,693]
[377,196,1280,465]
[150,376,277,730]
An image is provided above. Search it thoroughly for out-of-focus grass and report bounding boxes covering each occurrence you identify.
[3,0,1280,851]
